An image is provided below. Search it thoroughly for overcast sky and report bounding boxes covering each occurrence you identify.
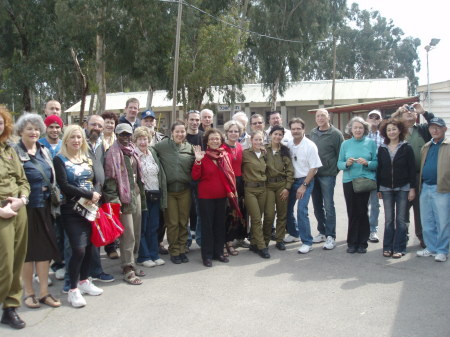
[351,0,448,86]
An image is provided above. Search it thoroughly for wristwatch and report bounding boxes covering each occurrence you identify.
[20,196,29,205]
[303,182,309,187]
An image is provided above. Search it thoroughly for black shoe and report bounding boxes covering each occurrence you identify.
[215,255,229,263]
[258,248,270,259]
[249,244,258,253]
[170,255,182,264]
[203,259,212,267]
[346,246,356,254]
[275,242,286,251]
[1,308,26,329]
[180,253,189,263]
[357,247,367,254]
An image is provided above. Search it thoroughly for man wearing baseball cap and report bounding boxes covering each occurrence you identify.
[140,109,166,145]
[366,110,384,243]
[417,117,450,262]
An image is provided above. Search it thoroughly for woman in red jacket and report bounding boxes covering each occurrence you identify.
[192,129,237,267]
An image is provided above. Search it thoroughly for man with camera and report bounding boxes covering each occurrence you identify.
[392,102,434,249]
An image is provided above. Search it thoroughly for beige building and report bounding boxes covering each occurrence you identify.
[66,78,409,135]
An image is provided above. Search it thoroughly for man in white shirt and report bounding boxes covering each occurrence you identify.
[285,118,322,254]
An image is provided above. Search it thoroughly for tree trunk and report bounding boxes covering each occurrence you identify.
[96,33,106,115]
[270,76,280,112]
[330,34,337,124]
[71,48,88,126]
[146,85,153,109]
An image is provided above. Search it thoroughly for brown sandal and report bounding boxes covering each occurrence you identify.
[24,294,40,309]
[383,251,392,257]
[223,246,229,257]
[226,243,239,256]
[123,271,143,285]
[39,294,61,308]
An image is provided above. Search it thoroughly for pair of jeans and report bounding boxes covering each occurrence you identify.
[63,213,93,289]
[286,178,314,246]
[420,183,450,255]
[381,190,408,253]
[311,175,337,239]
[187,182,202,247]
[369,189,380,233]
[137,197,161,263]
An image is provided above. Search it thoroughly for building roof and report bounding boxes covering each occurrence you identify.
[308,96,420,114]
[66,78,409,113]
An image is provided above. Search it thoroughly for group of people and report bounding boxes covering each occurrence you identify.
[1,98,449,330]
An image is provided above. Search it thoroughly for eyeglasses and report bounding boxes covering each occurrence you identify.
[188,110,200,114]
[368,115,380,120]
[118,133,132,138]
[251,121,263,125]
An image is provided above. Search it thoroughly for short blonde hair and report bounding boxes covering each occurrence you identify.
[133,126,153,143]
[59,124,89,161]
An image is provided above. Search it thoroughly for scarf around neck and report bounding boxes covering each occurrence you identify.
[104,140,143,204]
[205,147,236,193]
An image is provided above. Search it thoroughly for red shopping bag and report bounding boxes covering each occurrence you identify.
[90,203,124,247]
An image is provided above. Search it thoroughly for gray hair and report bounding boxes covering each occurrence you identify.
[14,112,46,136]
[200,108,213,117]
[224,120,244,135]
[233,111,248,122]
[345,116,370,137]
[250,113,264,122]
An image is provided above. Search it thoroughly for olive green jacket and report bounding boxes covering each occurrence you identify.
[265,144,294,190]
[0,142,30,200]
[154,138,194,193]
[242,148,267,183]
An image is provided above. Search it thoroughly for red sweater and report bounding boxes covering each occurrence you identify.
[192,155,233,199]
[221,143,242,177]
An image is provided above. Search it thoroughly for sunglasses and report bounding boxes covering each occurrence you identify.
[368,115,380,120]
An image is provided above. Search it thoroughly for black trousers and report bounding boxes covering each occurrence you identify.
[343,182,370,248]
[199,198,227,260]
[63,213,93,289]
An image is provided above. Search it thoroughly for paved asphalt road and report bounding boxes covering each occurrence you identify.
[2,173,449,337]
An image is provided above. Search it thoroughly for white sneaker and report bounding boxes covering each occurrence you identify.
[154,258,165,266]
[283,235,300,243]
[55,268,65,280]
[435,254,447,262]
[313,234,326,243]
[416,249,435,257]
[77,279,103,296]
[233,238,251,248]
[298,244,313,254]
[34,274,53,286]
[137,260,156,268]
[323,236,336,250]
[369,232,379,243]
[68,288,86,308]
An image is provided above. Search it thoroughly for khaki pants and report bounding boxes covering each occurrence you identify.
[119,196,142,268]
[164,189,191,256]
[0,207,27,308]
[263,181,287,245]
[244,186,266,249]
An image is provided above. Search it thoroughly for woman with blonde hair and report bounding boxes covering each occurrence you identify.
[53,125,103,307]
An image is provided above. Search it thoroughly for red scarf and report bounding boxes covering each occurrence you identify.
[205,147,236,194]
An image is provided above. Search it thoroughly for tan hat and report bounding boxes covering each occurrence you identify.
[115,123,133,135]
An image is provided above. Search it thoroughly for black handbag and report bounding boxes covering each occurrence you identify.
[145,190,161,203]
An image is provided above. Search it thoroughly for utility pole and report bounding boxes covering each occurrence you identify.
[172,0,183,124]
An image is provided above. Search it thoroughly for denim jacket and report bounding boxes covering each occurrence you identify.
[12,141,56,208]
